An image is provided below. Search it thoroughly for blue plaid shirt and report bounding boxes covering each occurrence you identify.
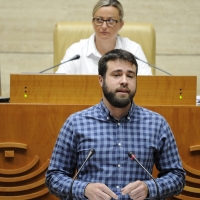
[46,101,185,200]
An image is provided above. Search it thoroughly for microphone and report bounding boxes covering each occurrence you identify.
[128,152,160,200]
[39,54,80,73]
[68,148,95,200]
[134,55,172,75]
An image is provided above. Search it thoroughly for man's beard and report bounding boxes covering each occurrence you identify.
[102,81,136,108]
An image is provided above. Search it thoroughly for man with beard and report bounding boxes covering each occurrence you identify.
[46,49,185,200]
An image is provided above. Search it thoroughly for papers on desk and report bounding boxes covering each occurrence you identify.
[197,96,200,105]
[0,96,10,103]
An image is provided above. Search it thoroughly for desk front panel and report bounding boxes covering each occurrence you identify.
[0,104,199,199]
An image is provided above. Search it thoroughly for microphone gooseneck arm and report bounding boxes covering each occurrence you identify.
[68,148,95,200]
[128,152,160,200]
[39,54,80,73]
[134,55,172,75]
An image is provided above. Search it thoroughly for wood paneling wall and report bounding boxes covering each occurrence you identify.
[0,104,200,199]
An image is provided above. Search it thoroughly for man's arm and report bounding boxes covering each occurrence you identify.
[45,117,89,199]
[144,119,186,199]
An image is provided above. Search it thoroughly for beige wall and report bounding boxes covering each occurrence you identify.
[0,0,200,97]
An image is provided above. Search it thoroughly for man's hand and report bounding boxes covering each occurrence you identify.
[85,183,118,200]
[121,180,148,200]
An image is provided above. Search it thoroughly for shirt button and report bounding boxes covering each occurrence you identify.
[116,186,120,189]
[107,117,109,120]
[118,164,121,167]
[118,143,121,146]
[127,117,130,120]
[118,122,120,125]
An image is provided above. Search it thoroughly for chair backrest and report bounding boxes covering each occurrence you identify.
[54,22,156,74]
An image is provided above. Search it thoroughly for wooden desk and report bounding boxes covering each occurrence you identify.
[10,75,197,105]
[0,104,200,199]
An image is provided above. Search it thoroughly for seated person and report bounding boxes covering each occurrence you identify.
[56,0,152,75]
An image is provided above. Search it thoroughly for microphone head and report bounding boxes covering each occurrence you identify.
[72,54,80,60]
[75,54,80,59]
[70,54,80,61]
[128,151,135,160]
[89,148,95,157]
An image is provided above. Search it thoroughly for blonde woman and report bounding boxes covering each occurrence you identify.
[56,0,152,75]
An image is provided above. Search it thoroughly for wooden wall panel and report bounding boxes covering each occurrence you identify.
[0,104,200,199]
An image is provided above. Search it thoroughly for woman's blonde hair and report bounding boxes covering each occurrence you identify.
[92,0,124,20]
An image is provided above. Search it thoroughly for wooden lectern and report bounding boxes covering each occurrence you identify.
[10,74,196,105]
[0,74,199,200]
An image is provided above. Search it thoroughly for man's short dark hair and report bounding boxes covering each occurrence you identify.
[98,49,138,78]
